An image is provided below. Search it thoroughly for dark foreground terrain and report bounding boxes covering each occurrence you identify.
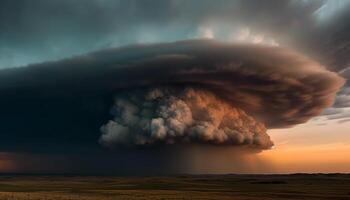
[0,174,349,200]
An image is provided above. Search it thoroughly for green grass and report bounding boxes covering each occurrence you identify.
[0,174,349,199]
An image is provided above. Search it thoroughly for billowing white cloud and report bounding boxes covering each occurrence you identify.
[100,88,273,149]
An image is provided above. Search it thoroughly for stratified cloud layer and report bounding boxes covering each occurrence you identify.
[93,40,343,127]
[0,40,344,151]
[1,0,350,72]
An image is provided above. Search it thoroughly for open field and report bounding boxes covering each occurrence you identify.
[0,174,349,200]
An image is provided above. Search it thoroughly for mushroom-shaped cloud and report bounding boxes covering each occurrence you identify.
[0,40,344,150]
[93,40,345,149]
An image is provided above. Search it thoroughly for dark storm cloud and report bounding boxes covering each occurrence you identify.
[335,68,350,113]
[2,0,350,72]
[0,40,344,152]
[339,67,350,94]
[303,6,350,72]
[0,0,349,175]
[0,0,318,45]
[319,68,350,121]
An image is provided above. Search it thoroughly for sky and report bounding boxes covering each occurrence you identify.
[0,0,350,174]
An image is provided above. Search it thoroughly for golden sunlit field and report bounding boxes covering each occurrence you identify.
[0,174,349,200]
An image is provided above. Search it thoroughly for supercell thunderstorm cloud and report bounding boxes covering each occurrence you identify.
[0,40,345,154]
[1,0,350,177]
[0,0,350,176]
[87,40,343,150]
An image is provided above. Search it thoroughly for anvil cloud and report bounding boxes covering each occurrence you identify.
[0,40,344,151]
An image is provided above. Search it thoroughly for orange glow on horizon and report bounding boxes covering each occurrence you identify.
[260,142,350,173]
[0,153,17,172]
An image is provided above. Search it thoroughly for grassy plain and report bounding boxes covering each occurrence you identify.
[0,174,349,199]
